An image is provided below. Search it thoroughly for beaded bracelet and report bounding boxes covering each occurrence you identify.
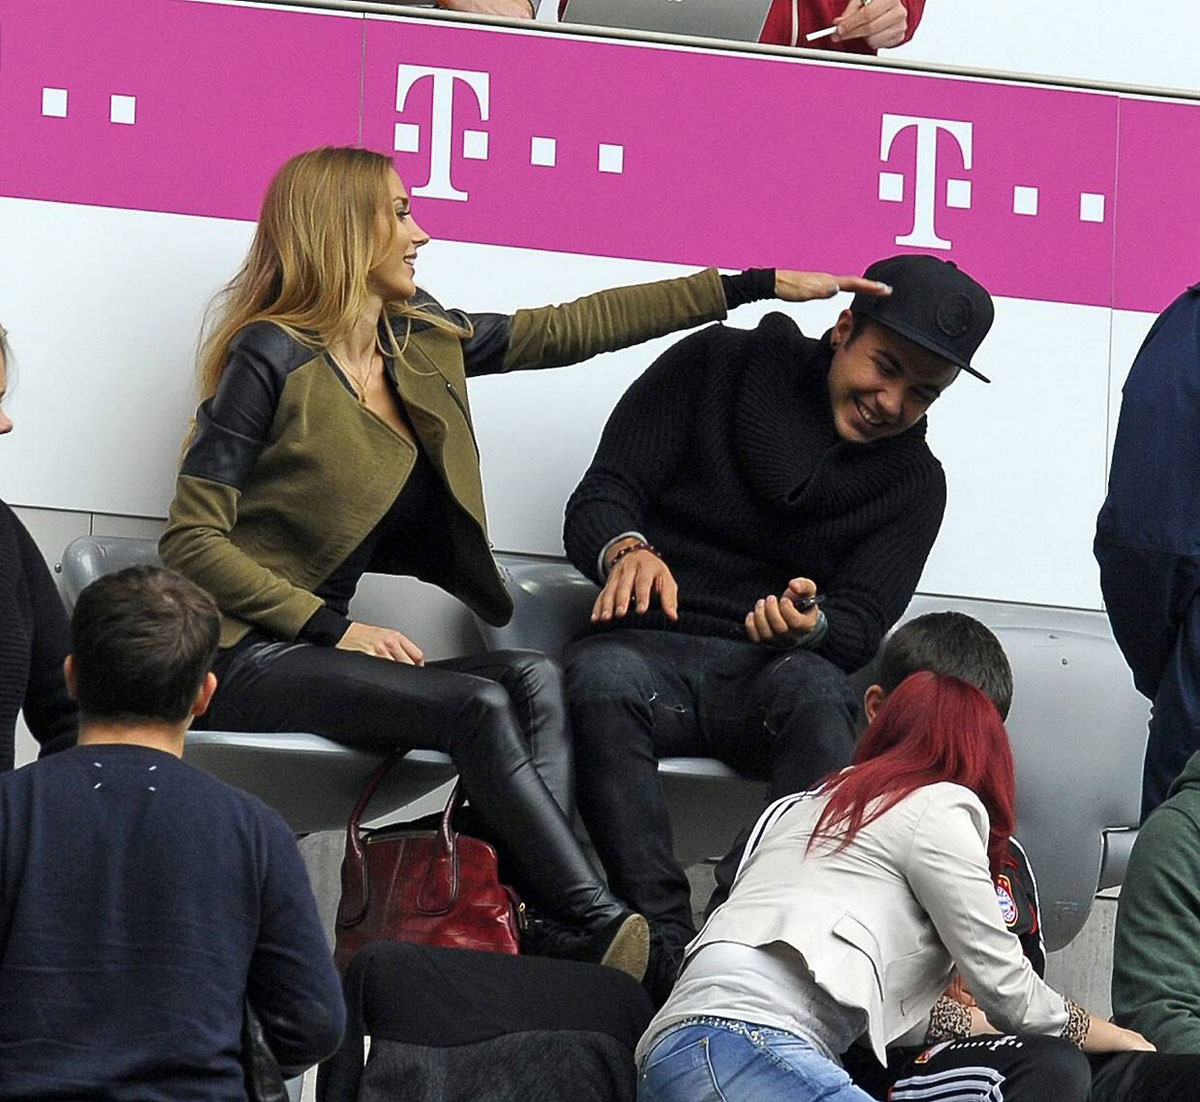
[607,541,662,572]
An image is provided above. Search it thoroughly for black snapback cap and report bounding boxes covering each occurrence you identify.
[850,255,995,382]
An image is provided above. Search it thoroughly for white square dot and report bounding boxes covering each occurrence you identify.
[463,129,489,161]
[393,122,420,154]
[42,87,68,117]
[598,143,624,174]
[878,171,904,203]
[530,136,557,167]
[1080,192,1106,223]
[946,178,972,209]
[1013,185,1039,216]
[110,94,136,125]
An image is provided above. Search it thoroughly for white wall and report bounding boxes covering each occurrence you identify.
[890,2,1199,94]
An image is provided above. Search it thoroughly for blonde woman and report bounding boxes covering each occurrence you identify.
[161,145,883,975]
[0,324,77,772]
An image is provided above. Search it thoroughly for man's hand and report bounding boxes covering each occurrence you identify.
[833,0,909,49]
[592,541,679,623]
[440,0,534,16]
[744,577,820,645]
[337,621,426,665]
[774,271,892,303]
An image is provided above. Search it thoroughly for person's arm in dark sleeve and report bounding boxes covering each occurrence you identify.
[245,812,346,1074]
[1112,806,1200,1052]
[14,515,76,757]
[563,326,716,583]
[812,462,945,672]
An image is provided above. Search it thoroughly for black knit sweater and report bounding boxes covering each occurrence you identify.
[0,501,76,772]
[563,313,947,673]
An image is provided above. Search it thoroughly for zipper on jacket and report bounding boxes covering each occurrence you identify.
[442,379,480,458]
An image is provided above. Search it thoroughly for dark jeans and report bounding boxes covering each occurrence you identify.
[1095,541,1200,818]
[565,629,857,951]
[209,637,624,929]
[845,1034,1200,1102]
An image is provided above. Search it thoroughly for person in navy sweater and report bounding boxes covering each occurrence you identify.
[0,565,345,1100]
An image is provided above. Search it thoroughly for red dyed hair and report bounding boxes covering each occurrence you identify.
[809,671,1016,877]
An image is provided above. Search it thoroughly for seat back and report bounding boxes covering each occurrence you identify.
[61,534,162,607]
[893,595,1146,950]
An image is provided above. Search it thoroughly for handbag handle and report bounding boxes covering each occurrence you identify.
[337,752,463,928]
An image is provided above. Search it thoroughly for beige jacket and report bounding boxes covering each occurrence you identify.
[685,782,1069,1063]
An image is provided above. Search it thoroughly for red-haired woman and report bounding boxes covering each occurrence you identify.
[635,672,1152,1102]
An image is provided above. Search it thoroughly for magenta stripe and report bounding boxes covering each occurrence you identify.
[0,0,1192,312]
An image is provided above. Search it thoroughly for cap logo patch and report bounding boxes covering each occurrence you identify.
[936,293,974,338]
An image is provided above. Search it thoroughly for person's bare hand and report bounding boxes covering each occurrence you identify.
[744,577,820,645]
[593,544,679,623]
[834,0,909,49]
[337,621,425,665]
[440,0,534,17]
[774,271,892,303]
[1083,1016,1156,1053]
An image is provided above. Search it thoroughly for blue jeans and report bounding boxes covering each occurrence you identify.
[639,1019,874,1102]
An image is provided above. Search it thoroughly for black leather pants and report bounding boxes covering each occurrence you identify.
[209,637,624,929]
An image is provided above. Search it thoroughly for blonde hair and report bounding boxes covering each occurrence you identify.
[197,146,465,402]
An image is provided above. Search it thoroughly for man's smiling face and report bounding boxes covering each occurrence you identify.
[826,312,960,444]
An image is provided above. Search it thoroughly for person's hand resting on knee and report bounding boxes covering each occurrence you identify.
[591,539,679,623]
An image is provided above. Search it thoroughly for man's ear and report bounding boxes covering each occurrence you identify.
[63,655,79,701]
[192,671,218,718]
[830,309,855,350]
[863,683,887,723]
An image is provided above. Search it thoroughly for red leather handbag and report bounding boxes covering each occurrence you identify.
[334,753,523,972]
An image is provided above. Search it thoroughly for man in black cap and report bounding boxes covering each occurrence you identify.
[561,254,995,1005]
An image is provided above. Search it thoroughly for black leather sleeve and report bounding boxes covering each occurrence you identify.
[181,322,309,489]
[459,313,515,378]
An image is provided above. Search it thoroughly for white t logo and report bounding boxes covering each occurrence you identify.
[396,65,491,202]
[879,114,973,250]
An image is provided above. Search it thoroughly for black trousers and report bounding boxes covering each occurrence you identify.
[565,629,857,951]
[845,1034,1200,1102]
[209,636,625,929]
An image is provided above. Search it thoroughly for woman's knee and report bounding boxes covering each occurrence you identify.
[452,679,518,742]
[493,649,566,704]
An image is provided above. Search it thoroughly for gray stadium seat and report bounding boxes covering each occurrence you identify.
[59,535,457,836]
[888,595,1146,950]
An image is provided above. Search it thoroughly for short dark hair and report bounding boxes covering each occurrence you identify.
[70,566,220,724]
[877,611,1013,720]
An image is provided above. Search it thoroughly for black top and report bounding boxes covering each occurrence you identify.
[302,442,448,646]
[564,312,947,673]
[0,500,76,773]
[0,744,345,1099]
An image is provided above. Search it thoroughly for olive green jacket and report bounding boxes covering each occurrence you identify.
[161,269,728,648]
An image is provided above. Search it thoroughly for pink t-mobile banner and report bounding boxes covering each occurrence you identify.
[0,0,1195,313]
[0,0,361,220]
